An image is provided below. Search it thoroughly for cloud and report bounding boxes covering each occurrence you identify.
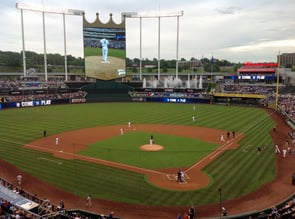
[215,6,241,15]
[0,0,294,63]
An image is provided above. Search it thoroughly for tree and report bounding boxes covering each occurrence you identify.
[162,66,168,73]
[147,67,153,73]
[132,67,137,73]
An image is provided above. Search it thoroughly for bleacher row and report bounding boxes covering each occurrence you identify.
[0,78,67,90]
[1,79,295,219]
[0,78,87,104]
[1,79,294,130]
[222,83,295,125]
[0,177,117,219]
[221,83,281,95]
[128,91,208,99]
[129,83,295,127]
[2,175,295,219]
[1,91,87,103]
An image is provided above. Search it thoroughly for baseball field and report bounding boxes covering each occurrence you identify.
[0,102,283,217]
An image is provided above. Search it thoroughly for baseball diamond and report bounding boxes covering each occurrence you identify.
[0,102,294,219]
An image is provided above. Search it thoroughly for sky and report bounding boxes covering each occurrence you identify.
[0,0,295,63]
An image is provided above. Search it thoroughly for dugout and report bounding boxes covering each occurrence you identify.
[0,184,39,216]
[213,93,266,106]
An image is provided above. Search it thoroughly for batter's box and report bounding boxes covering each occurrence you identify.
[183,173,190,180]
[167,174,177,181]
[166,173,190,181]
[178,180,187,184]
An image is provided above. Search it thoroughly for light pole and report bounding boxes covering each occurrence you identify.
[16,3,84,81]
[122,11,183,82]
[218,188,222,218]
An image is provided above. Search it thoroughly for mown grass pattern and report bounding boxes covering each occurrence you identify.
[0,103,275,206]
[78,132,219,169]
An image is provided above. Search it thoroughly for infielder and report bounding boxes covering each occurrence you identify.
[220,134,225,142]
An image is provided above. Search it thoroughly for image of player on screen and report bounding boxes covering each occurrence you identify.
[100,38,109,63]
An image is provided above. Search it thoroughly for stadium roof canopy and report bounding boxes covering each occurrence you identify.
[0,184,39,211]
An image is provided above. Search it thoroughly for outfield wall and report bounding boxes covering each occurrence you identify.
[82,79,134,102]
[0,92,294,219]
[0,98,86,110]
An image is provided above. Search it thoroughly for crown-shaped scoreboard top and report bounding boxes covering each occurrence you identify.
[83,13,125,28]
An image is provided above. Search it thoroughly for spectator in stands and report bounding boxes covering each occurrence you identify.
[108,211,114,219]
[270,206,279,218]
[183,212,189,219]
[177,213,182,219]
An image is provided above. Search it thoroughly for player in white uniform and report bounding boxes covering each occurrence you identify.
[100,38,109,62]
[220,134,225,142]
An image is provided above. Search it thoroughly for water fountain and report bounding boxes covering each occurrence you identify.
[142,78,146,88]
[199,76,203,89]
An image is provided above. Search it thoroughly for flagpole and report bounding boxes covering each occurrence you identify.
[211,54,213,82]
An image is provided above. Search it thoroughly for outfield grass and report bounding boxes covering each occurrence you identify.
[0,103,275,206]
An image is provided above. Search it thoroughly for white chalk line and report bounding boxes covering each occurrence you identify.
[186,110,275,173]
[26,143,166,176]
[242,145,256,153]
[37,157,63,165]
[186,138,237,172]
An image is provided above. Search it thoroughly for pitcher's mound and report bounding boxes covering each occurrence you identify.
[140,144,164,151]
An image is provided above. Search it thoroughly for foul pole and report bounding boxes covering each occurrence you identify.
[275,52,281,111]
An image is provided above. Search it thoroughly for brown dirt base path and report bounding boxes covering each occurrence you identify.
[0,109,294,219]
[24,124,244,191]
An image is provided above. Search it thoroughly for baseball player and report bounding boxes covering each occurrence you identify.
[220,134,225,142]
[100,38,109,62]
[274,144,281,154]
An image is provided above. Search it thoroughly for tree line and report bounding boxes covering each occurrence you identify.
[0,50,84,73]
[0,50,241,73]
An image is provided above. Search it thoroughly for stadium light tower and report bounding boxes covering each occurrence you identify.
[123,11,183,81]
[16,3,84,81]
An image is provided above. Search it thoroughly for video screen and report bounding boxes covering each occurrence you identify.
[83,24,126,80]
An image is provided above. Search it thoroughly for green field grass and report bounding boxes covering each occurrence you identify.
[84,47,126,59]
[78,132,219,169]
[0,103,275,206]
